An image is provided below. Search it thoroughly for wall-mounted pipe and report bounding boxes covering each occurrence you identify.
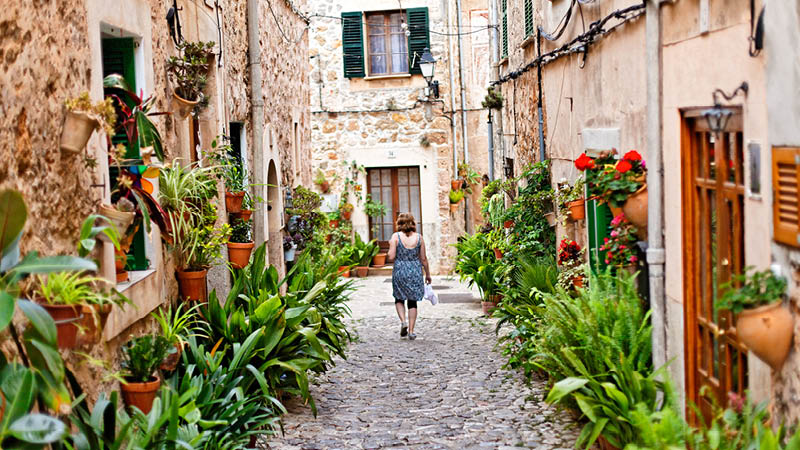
[247,0,266,246]
[445,0,459,180]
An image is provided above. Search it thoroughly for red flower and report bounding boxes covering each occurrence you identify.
[624,150,642,161]
[575,153,595,171]
[616,160,632,173]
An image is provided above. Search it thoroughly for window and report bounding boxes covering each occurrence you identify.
[341,8,429,78]
[367,12,408,75]
[524,0,534,38]
[772,147,800,247]
[501,0,508,58]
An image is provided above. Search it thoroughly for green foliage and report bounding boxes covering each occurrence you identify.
[152,301,206,346]
[715,267,787,314]
[364,195,388,219]
[166,40,214,106]
[314,169,328,186]
[121,335,172,382]
[454,233,508,298]
[77,214,121,258]
[103,74,167,161]
[158,159,218,215]
[449,189,465,204]
[504,162,556,259]
[352,233,379,267]
[481,87,503,109]
[205,138,247,192]
[169,210,231,270]
[34,272,127,308]
[229,218,252,244]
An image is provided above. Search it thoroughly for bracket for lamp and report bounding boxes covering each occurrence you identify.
[166,0,184,46]
[701,82,749,135]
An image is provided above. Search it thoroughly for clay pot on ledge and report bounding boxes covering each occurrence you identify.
[338,266,351,278]
[449,203,459,214]
[736,301,794,370]
[355,266,369,278]
[160,342,184,372]
[115,250,128,283]
[372,253,387,268]
[78,304,113,346]
[227,241,255,269]
[622,185,648,238]
[481,294,502,316]
[567,199,586,221]
[172,91,199,119]
[176,268,208,302]
[60,110,98,154]
[342,210,353,221]
[503,220,514,229]
[493,248,503,260]
[120,376,161,415]
[233,209,253,222]
[225,191,245,214]
[39,303,82,349]
[451,179,464,191]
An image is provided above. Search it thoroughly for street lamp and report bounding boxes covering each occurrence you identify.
[419,48,439,99]
[701,82,748,135]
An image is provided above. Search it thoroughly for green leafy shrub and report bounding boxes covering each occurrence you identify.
[715,267,787,314]
[121,335,172,382]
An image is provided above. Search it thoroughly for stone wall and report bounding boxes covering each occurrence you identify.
[0,0,310,403]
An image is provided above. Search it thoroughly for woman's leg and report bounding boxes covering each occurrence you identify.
[407,300,418,334]
[394,300,407,323]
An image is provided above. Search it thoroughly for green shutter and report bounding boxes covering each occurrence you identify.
[524,0,534,37]
[342,12,365,78]
[587,199,614,273]
[102,38,139,158]
[406,7,430,75]
[501,0,509,58]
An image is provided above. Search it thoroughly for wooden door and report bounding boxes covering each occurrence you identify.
[367,167,422,249]
[682,110,747,423]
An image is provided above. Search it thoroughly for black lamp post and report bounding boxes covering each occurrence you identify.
[702,82,749,134]
[419,48,439,99]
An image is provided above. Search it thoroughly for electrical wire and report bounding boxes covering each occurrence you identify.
[539,0,576,42]
[266,0,309,45]
[323,13,497,36]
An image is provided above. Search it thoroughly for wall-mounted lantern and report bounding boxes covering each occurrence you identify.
[702,82,749,134]
[419,48,440,99]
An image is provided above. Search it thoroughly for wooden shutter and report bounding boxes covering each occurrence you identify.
[587,199,614,272]
[501,0,508,58]
[772,147,800,247]
[341,12,365,78]
[406,7,430,75]
[524,0,534,37]
[101,38,139,159]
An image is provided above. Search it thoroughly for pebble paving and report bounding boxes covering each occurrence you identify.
[265,276,580,450]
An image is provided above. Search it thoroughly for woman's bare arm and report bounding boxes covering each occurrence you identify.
[387,233,398,262]
[419,236,432,284]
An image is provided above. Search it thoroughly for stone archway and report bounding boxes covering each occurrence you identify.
[266,159,283,274]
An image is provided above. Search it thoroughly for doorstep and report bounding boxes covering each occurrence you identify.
[368,266,393,277]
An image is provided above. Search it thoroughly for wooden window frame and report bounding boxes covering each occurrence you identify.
[366,11,409,76]
[366,167,423,248]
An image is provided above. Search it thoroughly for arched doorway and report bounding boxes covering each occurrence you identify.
[267,160,283,274]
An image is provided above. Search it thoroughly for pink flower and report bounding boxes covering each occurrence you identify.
[604,237,610,243]
[610,231,618,238]
[611,214,626,227]
[630,255,638,263]
[620,245,626,250]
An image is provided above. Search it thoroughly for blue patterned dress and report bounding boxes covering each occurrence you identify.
[392,233,425,301]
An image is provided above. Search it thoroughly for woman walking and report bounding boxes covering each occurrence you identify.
[387,212,432,340]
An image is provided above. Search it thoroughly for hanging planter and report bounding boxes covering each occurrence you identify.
[227,242,255,269]
[372,253,387,268]
[115,249,128,283]
[449,203,459,214]
[78,304,112,346]
[60,111,99,154]
[232,209,253,222]
[545,212,557,227]
[284,245,297,262]
[172,92,199,119]
[493,248,503,260]
[176,269,208,302]
[567,199,586,221]
[99,204,135,237]
[225,191,245,213]
[329,219,340,228]
[622,185,648,233]
[736,302,794,370]
[342,210,353,221]
[39,303,82,349]
[451,179,465,191]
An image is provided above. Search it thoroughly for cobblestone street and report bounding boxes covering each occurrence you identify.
[266,276,580,450]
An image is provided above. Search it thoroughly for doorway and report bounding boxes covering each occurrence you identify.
[682,109,746,423]
[367,167,422,248]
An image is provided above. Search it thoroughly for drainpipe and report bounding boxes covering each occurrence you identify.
[645,0,666,369]
[489,0,504,180]
[488,110,495,180]
[455,0,472,232]
[446,0,459,180]
[536,30,546,162]
[248,0,266,246]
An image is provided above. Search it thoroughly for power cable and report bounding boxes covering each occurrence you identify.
[539,0,576,42]
[266,0,309,45]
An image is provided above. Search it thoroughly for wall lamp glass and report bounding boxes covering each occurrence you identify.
[419,48,440,99]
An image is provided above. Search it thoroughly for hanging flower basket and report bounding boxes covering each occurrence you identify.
[40,303,82,349]
[622,185,648,235]
[121,376,161,415]
[567,198,585,221]
[172,92,199,119]
[225,191,245,213]
[60,111,98,154]
[736,302,794,370]
[227,242,255,269]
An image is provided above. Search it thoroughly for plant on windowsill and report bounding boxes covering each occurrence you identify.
[166,40,215,118]
[715,267,793,370]
[169,207,231,302]
[227,217,254,269]
[314,169,331,193]
[119,334,171,414]
[61,92,117,154]
[104,74,168,162]
[557,175,586,224]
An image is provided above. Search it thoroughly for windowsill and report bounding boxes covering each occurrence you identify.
[364,73,413,80]
[498,56,509,66]
[117,269,156,292]
[520,35,536,49]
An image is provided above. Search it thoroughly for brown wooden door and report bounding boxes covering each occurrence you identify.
[682,110,747,423]
[367,167,422,249]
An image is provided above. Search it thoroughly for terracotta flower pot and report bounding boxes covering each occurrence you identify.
[172,91,199,119]
[372,253,387,268]
[572,275,584,288]
[160,342,184,372]
[120,376,161,415]
[233,209,253,221]
[40,303,82,349]
[622,185,648,238]
[319,181,330,193]
[503,220,514,229]
[493,248,503,260]
[176,269,208,302]
[481,295,502,316]
[115,250,128,283]
[736,302,794,370]
[225,191,245,214]
[597,436,620,450]
[99,204,135,237]
[545,212,556,227]
[60,110,98,154]
[342,210,353,221]
[449,203,459,214]
[609,205,624,219]
[356,266,369,277]
[227,241,255,269]
[338,266,351,278]
[567,199,585,221]
[78,304,112,346]
[330,219,340,228]
[451,179,464,191]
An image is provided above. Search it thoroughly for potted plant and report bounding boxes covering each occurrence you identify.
[487,228,506,260]
[575,150,646,230]
[557,176,586,222]
[372,250,387,268]
[481,87,503,110]
[314,169,330,193]
[337,245,354,277]
[557,239,586,288]
[451,178,465,191]
[474,260,506,316]
[329,211,341,229]
[283,235,298,262]
[104,74,168,162]
[353,234,379,277]
[227,218,254,269]
[457,163,482,194]
[34,272,127,349]
[119,335,171,414]
[598,213,639,273]
[449,189,464,214]
[340,201,354,221]
[364,195,388,221]
[206,138,247,213]
[158,159,218,223]
[61,92,117,154]
[235,192,258,221]
[99,197,136,240]
[166,41,214,118]
[169,211,231,302]
[152,302,202,371]
[716,268,793,370]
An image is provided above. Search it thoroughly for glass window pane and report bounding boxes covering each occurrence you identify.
[369,34,386,54]
[370,55,387,75]
[381,169,391,185]
[369,169,380,186]
[399,186,409,212]
[383,224,393,240]
[398,168,408,185]
[392,53,408,73]
[410,186,421,221]
[410,168,419,185]
[381,188,392,222]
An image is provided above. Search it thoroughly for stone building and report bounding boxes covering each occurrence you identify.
[0,0,310,398]
[493,0,800,426]
[307,0,494,273]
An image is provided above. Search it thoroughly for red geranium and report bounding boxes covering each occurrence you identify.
[623,150,642,161]
[616,160,632,173]
[575,153,595,171]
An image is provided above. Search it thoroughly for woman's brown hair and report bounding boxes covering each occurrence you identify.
[396,213,416,233]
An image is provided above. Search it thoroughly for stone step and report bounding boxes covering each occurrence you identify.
[368,266,393,277]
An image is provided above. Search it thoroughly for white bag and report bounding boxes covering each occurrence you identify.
[423,284,438,305]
